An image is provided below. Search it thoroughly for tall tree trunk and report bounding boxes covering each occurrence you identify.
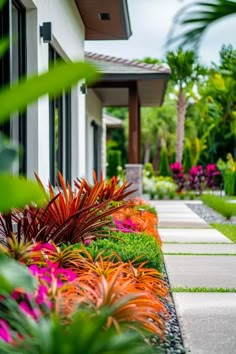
[152,139,161,173]
[176,88,187,163]
[144,142,151,164]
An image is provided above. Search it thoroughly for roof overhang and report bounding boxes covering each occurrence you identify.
[75,0,132,40]
[89,73,170,107]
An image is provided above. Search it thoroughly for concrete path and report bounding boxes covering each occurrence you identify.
[152,200,236,353]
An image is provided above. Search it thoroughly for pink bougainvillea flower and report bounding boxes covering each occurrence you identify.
[32,243,56,252]
[19,301,41,320]
[0,320,12,343]
[84,239,91,246]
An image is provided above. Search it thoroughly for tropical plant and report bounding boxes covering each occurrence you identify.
[166,48,205,163]
[167,0,236,50]
[183,144,193,173]
[0,303,155,354]
[187,165,205,192]
[0,173,133,246]
[170,162,186,192]
[158,148,171,177]
[107,150,122,178]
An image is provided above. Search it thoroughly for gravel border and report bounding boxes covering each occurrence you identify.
[186,203,236,225]
[151,265,186,354]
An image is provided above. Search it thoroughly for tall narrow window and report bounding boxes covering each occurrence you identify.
[0,0,27,175]
[49,45,71,185]
[92,120,102,176]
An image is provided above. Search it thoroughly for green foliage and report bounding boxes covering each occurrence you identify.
[158,148,170,177]
[211,223,236,243]
[0,175,45,213]
[0,254,36,293]
[183,144,192,173]
[224,170,236,196]
[166,48,201,87]
[201,194,236,219]
[0,306,154,354]
[107,150,122,178]
[0,61,98,124]
[143,162,155,178]
[0,132,19,172]
[74,232,163,272]
[167,0,236,50]
[188,191,196,200]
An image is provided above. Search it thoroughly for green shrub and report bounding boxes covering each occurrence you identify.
[168,190,175,199]
[201,194,236,220]
[179,192,186,200]
[73,232,163,272]
[224,170,236,196]
[107,150,122,178]
[158,148,171,177]
[188,191,196,200]
[183,145,192,174]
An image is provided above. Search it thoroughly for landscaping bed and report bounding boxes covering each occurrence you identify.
[0,173,185,353]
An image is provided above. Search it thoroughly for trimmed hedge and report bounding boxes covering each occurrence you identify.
[73,231,163,272]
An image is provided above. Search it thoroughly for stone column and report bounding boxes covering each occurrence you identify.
[125,164,143,198]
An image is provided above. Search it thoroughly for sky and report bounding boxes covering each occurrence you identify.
[85,0,236,66]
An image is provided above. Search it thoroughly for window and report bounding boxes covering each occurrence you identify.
[49,45,71,184]
[0,0,27,175]
[91,120,102,176]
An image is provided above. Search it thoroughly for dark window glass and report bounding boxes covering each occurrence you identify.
[49,45,71,185]
[0,0,27,175]
[92,121,101,176]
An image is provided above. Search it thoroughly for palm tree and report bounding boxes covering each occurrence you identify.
[166,48,203,163]
[167,0,236,50]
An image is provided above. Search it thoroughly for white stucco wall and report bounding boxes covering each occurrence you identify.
[86,89,103,182]
[22,0,85,184]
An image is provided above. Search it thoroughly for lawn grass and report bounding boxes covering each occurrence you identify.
[201,194,236,219]
[171,287,236,293]
[211,223,236,243]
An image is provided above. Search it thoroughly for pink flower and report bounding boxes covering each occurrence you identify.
[32,243,56,252]
[0,320,12,343]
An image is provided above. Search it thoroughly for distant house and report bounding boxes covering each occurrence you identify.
[0,0,169,194]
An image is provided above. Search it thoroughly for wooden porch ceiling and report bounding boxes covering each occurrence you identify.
[75,0,132,40]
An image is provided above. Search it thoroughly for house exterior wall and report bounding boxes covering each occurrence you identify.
[86,89,103,182]
[19,0,86,184]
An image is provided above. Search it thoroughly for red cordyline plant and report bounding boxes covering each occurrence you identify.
[187,165,205,192]
[75,171,135,203]
[205,163,220,189]
[170,162,185,192]
[0,172,135,246]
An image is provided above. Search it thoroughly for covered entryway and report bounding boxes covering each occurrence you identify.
[86,52,170,196]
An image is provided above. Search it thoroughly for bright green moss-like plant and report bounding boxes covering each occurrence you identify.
[73,231,163,272]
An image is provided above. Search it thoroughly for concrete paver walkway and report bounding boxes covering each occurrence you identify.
[152,200,236,353]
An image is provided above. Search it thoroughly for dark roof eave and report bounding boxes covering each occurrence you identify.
[96,72,170,83]
[121,0,132,39]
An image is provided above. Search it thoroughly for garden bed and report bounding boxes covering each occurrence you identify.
[0,173,185,353]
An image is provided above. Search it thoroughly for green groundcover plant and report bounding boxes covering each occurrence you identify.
[201,194,236,220]
[73,231,163,272]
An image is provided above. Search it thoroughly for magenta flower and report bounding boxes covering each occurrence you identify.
[32,243,56,252]
[0,320,12,343]
[114,218,139,233]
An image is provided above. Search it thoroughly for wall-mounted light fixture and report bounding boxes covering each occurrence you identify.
[40,22,52,43]
[80,83,87,95]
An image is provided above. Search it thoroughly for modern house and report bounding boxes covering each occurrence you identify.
[0,0,170,194]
